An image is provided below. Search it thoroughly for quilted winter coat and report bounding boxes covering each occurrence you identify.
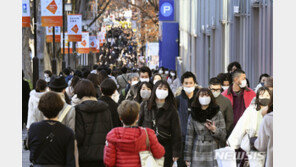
[104,127,165,167]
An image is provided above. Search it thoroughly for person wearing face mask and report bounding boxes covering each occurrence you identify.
[184,88,226,167]
[167,70,181,94]
[175,71,200,167]
[209,77,234,139]
[44,70,52,84]
[251,95,273,167]
[118,72,139,104]
[254,73,270,93]
[217,73,232,91]
[134,82,153,104]
[99,78,122,127]
[227,87,272,167]
[162,68,170,80]
[152,73,163,85]
[222,69,256,127]
[126,66,152,100]
[138,80,182,167]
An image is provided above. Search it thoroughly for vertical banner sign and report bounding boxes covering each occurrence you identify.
[61,33,73,54]
[22,0,30,27]
[89,36,97,53]
[98,31,105,46]
[96,34,100,52]
[46,27,61,42]
[41,0,63,27]
[77,32,89,54]
[68,14,82,41]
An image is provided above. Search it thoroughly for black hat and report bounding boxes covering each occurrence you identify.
[48,76,67,89]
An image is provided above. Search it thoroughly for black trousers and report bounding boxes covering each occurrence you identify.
[177,141,187,167]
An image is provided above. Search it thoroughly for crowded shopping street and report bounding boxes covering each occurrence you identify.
[22,0,273,167]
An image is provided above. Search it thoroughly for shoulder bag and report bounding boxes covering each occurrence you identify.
[139,128,164,167]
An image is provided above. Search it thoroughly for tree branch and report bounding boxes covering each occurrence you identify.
[122,1,158,25]
[88,0,111,27]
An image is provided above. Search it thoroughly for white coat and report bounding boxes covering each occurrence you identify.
[227,104,264,149]
[26,90,46,129]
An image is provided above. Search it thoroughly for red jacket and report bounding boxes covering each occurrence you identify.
[104,127,165,167]
[222,86,256,109]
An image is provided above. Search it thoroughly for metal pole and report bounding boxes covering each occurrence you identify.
[68,41,70,67]
[52,26,57,75]
[32,0,39,89]
[62,0,66,69]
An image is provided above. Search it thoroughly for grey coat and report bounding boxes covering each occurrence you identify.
[215,94,234,137]
[184,112,226,167]
[255,112,273,167]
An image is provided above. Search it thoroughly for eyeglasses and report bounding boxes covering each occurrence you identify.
[210,88,221,92]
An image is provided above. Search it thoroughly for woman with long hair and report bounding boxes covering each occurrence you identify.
[184,88,226,167]
[138,80,182,167]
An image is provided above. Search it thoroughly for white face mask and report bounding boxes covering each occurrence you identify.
[153,80,160,85]
[140,78,150,83]
[140,90,151,99]
[131,80,139,86]
[171,73,176,77]
[239,79,247,88]
[222,86,229,91]
[199,96,211,106]
[159,70,163,74]
[165,71,169,74]
[183,86,195,94]
[212,91,221,98]
[156,89,168,100]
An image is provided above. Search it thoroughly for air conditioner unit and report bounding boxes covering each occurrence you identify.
[233,6,241,17]
[233,6,240,14]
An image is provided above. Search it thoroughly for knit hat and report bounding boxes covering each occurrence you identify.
[48,76,68,89]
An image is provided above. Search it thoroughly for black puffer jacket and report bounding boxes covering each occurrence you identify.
[75,100,113,163]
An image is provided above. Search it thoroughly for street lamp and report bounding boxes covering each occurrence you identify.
[65,3,72,12]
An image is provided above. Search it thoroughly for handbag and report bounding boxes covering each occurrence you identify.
[139,128,164,167]
[240,111,262,152]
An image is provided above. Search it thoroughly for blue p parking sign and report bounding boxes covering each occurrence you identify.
[159,0,174,21]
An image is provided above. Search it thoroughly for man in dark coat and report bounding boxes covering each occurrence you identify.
[22,71,30,128]
[175,71,199,167]
[98,78,122,127]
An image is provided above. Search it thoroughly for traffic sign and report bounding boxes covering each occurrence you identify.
[159,0,174,21]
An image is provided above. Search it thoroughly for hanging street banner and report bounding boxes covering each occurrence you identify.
[89,36,97,53]
[61,33,73,54]
[96,34,101,52]
[68,14,82,41]
[41,0,63,27]
[98,31,106,46]
[46,26,61,42]
[77,32,89,54]
[22,0,30,27]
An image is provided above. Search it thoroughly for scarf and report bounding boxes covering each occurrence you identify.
[190,104,220,123]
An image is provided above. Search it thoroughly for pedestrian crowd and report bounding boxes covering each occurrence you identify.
[22,61,273,167]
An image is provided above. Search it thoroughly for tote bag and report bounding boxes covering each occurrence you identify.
[139,128,164,167]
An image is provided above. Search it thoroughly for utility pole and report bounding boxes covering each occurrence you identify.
[52,26,57,75]
[33,0,39,89]
[62,0,66,70]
